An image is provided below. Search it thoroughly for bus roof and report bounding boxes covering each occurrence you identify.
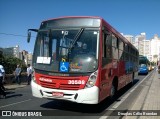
[42,16,102,22]
[40,16,102,29]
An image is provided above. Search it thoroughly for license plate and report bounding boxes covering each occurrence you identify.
[52,92,64,97]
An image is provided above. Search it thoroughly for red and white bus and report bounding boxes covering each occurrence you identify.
[27,16,139,104]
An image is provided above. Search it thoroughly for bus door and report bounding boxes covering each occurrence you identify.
[100,32,112,100]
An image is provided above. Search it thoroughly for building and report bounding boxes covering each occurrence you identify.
[124,35,134,44]
[150,34,160,62]
[133,33,160,63]
[27,53,33,65]
[20,50,33,65]
[143,40,151,61]
[21,50,28,60]
[0,45,20,58]
[124,33,152,62]
[0,45,33,65]
[134,33,146,55]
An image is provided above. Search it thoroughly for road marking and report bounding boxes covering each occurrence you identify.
[99,72,153,119]
[99,116,108,119]
[0,99,32,108]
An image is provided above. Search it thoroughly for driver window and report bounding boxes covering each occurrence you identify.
[52,39,57,61]
[39,33,50,57]
[43,36,49,57]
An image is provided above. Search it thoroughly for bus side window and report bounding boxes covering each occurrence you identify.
[119,40,124,60]
[119,39,124,50]
[125,43,128,51]
[112,34,118,59]
[103,33,112,58]
[102,31,112,67]
[102,33,107,58]
[106,35,112,59]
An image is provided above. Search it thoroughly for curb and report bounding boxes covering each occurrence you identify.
[4,83,28,90]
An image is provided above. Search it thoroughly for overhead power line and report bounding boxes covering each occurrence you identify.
[0,32,35,38]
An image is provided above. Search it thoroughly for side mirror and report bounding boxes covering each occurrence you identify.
[27,29,38,43]
[27,31,31,43]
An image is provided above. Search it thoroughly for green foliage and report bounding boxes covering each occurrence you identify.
[0,53,5,64]
[0,54,27,74]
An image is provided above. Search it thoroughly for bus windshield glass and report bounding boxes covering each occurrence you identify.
[33,29,99,73]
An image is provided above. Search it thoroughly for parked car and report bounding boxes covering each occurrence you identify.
[138,64,148,75]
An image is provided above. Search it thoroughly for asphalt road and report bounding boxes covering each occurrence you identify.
[0,70,155,119]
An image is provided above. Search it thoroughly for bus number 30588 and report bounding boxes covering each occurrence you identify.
[68,80,85,85]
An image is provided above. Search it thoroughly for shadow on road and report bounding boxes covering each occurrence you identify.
[5,94,23,99]
[1,90,23,99]
[40,79,140,115]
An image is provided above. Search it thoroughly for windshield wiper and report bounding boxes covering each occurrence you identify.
[69,28,84,52]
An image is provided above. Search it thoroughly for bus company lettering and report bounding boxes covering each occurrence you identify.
[39,77,52,83]
[68,80,85,85]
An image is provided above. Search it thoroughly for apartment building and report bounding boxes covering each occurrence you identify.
[144,40,151,61]
[134,33,146,55]
[123,35,134,44]
[0,45,20,58]
[150,34,160,62]
[124,33,160,63]
[0,45,33,65]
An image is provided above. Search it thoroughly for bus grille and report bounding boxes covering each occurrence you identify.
[59,84,80,90]
[39,80,81,90]
[39,81,56,89]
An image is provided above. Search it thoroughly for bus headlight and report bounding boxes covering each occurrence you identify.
[32,72,37,83]
[85,70,98,88]
[32,76,37,83]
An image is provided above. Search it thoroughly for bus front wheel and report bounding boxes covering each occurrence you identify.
[111,85,116,97]
[110,78,118,99]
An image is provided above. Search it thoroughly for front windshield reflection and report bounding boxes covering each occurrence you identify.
[33,29,99,73]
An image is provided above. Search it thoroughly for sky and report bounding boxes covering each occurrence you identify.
[0,0,160,53]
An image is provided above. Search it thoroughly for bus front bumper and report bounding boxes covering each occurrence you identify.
[31,80,99,104]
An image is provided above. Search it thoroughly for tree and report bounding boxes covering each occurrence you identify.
[0,53,5,65]
[0,54,27,74]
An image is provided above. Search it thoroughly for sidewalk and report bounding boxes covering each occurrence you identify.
[124,71,160,119]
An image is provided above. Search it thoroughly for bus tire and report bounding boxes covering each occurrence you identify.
[110,78,118,100]
[131,72,134,86]
[110,85,116,98]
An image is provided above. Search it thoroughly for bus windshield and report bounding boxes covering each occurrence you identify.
[33,29,99,73]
